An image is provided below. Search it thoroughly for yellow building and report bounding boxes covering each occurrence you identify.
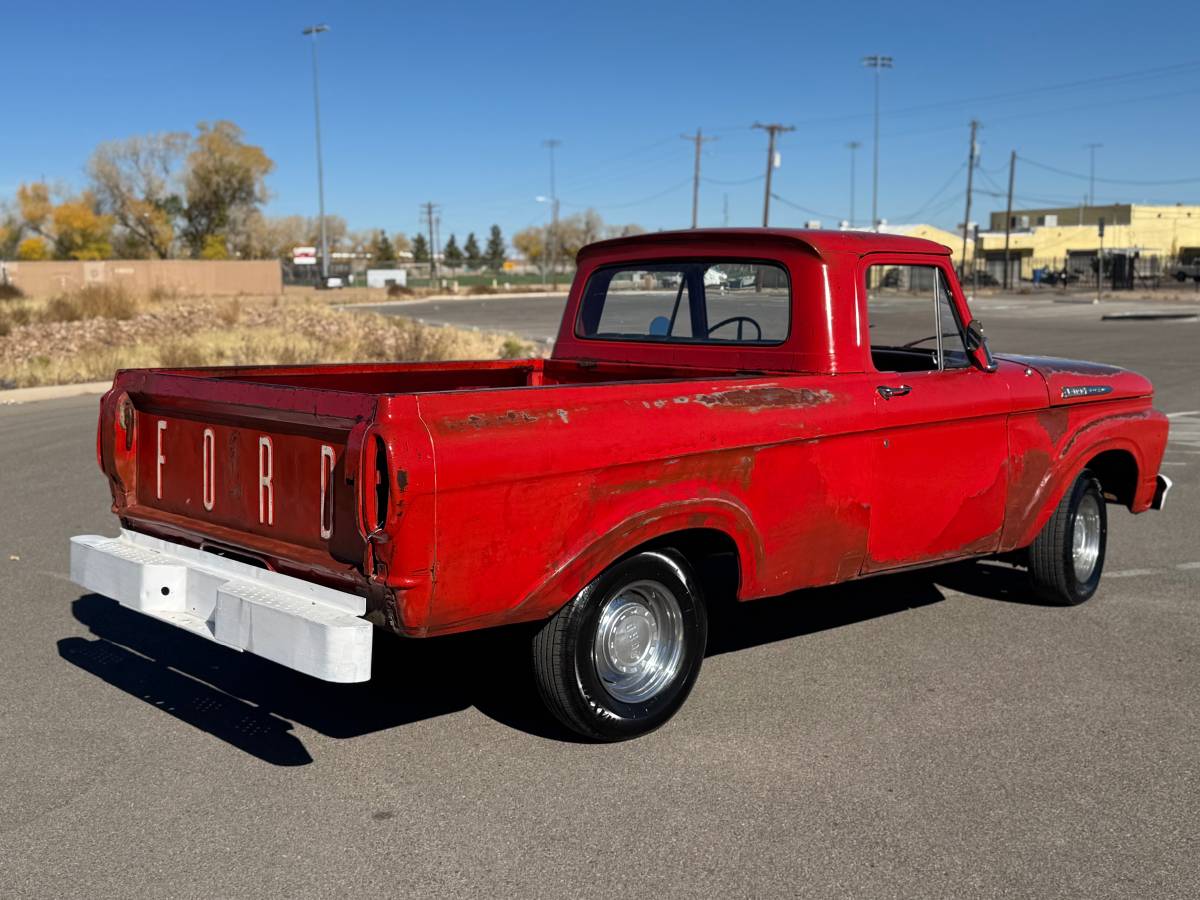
[976,204,1200,283]
[879,224,972,266]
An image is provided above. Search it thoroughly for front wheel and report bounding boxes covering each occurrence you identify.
[1027,471,1107,605]
[532,550,707,741]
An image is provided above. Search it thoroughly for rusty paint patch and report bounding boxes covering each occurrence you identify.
[1035,408,1071,447]
[1059,409,1153,459]
[1001,354,1124,379]
[691,387,836,413]
[440,408,569,431]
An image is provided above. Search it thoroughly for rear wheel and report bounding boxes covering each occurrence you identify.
[532,550,707,741]
[1027,471,1107,605]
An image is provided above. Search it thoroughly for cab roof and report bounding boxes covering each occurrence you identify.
[577,227,953,262]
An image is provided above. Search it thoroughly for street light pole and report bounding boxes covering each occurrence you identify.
[542,138,561,287]
[1085,143,1103,207]
[303,24,330,284]
[847,141,861,227]
[862,55,893,231]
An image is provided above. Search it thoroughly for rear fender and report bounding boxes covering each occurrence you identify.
[510,498,764,626]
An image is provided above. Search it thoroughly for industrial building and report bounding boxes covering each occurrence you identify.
[976,204,1200,286]
[876,205,1200,288]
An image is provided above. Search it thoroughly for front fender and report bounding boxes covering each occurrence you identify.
[1003,403,1167,550]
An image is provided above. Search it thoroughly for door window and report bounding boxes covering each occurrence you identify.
[865,264,970,372]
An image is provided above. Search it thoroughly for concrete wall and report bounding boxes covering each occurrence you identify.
[0,260,282,297]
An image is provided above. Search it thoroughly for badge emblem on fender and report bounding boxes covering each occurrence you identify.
[1061,385,1113,399]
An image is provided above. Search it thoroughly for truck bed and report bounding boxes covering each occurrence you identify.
[97,357,779,601]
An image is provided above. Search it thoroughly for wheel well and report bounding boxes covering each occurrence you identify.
[629,528,741,603]
[1085,449,1139,508]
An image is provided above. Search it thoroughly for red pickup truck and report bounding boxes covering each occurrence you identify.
[71,229,1171,740]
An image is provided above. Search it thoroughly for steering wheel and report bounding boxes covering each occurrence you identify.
[707,315,762,341]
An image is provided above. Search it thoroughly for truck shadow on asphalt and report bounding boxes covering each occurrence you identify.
[56,560,1036,765]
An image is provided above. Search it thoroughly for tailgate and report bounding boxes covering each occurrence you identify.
[100,370,381,584]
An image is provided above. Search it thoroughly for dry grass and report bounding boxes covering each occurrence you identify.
[0,288,537,389]
[41,283,143,323]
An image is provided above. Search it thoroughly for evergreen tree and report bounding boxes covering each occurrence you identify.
[484,224,506,271]
[371,229,396,262]
[463,232,482,269]
[443,233,463,271]
[412,232,429,263]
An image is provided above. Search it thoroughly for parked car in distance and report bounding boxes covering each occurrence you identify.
[71,229,1171,740]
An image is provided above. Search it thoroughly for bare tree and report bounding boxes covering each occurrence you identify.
[88,133,188,258]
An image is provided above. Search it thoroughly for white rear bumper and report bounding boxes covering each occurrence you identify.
[69,530,372,683]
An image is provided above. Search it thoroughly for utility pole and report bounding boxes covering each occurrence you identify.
[1086,143,1103,206]
[847,141,861,227]
[682,128,717,228]
[1002,150,1016,290]
[1097,216,1105,300]
[960,119,980,280]
[542,139,561,287]
[302,24,330,284]
[862,54,893,230]
[753,122,794,227]
[421,202,440,284]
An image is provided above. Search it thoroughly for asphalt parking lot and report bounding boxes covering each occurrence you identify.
[2,292,1198,898]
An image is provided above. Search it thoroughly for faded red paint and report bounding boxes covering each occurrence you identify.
[91,229,1170,639]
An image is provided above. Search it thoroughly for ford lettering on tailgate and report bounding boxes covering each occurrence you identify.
[135,414,345,550]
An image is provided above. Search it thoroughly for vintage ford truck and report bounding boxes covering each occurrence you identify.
[71,229,1171,740]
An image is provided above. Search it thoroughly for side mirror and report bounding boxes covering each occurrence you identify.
[965,319,997,372]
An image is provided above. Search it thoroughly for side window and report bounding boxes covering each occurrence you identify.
[866,263,970,372]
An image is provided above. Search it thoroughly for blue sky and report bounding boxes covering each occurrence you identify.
[4,0,1199,244]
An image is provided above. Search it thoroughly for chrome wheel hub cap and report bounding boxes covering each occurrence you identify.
[1072,493,1102,582]
[592,579,684,704]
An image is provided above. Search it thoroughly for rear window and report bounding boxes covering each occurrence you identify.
[576,261,790,344]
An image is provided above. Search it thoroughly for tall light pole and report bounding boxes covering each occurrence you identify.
[542,138,561,287]
[303,24,330,284]
[862,54,893,231]
[847,141,861,227]
[1085,142,1103,207]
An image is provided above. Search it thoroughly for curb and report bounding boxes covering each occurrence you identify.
[0,380,111,406]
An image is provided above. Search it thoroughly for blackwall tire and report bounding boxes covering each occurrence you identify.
[532,550,707,741]
[1027,471,1107,606]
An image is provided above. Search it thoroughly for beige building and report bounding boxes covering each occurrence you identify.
[977,204,1200,283]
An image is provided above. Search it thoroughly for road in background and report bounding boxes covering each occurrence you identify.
[1,300,1198,898]
[358,289,1199,352]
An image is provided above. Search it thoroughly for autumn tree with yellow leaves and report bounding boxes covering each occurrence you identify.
[3,121,275,261]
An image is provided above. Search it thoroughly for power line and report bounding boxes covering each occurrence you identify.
[559,178,692,212]
[702,174,765,186]
[1018,155,1200,186]
[769,192,842,222]
[892,162,966,222]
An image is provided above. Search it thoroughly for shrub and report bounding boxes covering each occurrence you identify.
[41,284,140,323]
[147,284,182,303]
[217,297,243,326]
[0,282,24,301]
[467,284,498,296]
[158,339,209,368]
[386,283,414,298]
[500,338,528,359]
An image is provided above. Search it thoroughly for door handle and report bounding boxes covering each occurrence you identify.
[877,384,912,400]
